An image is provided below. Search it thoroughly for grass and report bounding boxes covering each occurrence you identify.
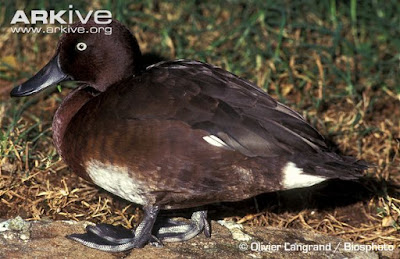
[1,0,400,247]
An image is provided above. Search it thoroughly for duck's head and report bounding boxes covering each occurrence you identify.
[11,19,142,97]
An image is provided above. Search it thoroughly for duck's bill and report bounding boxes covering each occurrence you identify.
[10,54,71,97]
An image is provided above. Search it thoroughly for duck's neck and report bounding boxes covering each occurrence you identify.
[52,86,94,157]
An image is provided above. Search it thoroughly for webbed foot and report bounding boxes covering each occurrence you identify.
[67,206,161,252]
[67,208,210,252]
[154,210,210,242]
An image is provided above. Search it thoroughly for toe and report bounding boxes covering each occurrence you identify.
[86,224,134,244]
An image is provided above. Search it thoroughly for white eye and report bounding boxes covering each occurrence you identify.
[76,42,87,51]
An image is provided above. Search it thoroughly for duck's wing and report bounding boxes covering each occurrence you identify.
[117,60,329,158]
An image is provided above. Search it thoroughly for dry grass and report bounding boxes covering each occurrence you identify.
[1,0,399,248]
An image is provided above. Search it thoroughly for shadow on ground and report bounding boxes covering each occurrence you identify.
[157,177,398,225]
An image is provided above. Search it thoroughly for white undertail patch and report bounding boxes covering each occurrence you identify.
[282,162,326,189]
[202,135,229,148]
[85,160,149,205]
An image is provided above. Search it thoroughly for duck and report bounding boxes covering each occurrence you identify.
[10,19,367,252]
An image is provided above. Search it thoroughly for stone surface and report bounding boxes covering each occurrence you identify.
[0,217,397,259]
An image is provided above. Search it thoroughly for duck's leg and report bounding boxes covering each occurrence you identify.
[67,205,161,252]
[67,209,210,251]
[87,210,210,243]
[154,210,211,242]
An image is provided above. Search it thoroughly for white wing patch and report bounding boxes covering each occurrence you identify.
[203,135,229,148]
[282,162,326,189]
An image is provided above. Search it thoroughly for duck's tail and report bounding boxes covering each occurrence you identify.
[294,152,369,181]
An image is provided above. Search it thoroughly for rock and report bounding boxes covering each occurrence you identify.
[0,217,397,258]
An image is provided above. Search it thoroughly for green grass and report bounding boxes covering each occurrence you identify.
[2,1,399,101]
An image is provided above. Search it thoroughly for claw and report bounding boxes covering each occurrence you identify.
[148,235,164,247]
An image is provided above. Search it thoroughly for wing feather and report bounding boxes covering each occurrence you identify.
[115,60,329,158]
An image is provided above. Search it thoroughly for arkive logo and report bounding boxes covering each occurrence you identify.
[11,5,112,25]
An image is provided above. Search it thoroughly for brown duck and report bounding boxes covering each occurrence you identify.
[10,19,366,252]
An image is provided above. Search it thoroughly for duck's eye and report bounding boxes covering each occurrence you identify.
[76,42,87,51]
